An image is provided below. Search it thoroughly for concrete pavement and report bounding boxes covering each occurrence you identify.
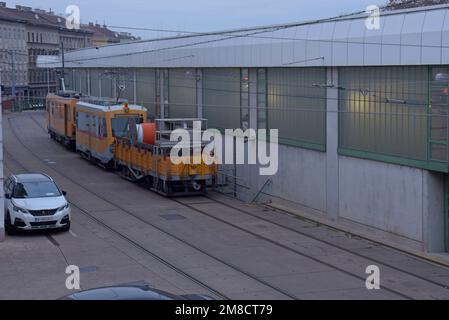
[2,111,449,300]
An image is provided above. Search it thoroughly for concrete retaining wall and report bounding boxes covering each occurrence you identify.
[339,156,424,242]
[236,144,327,212]
[234,151,446,253]
[338,156,444,244]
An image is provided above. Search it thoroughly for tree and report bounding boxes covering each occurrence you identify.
[386,0,449,10]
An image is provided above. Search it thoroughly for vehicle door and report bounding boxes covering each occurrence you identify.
[98,116,108,155]
[64,104,70,137]
[47,102,52,131]
[90,115,99,154]
[85,113,92,151]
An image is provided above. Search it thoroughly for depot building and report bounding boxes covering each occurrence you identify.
[38,4,449,255]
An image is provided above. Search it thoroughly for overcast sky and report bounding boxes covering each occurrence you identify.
[6,0,384,38]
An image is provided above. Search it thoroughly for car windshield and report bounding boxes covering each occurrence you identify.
[111,117,142,138]
[12,181,61,199]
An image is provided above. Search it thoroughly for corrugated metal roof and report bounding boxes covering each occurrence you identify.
[38,3,449,69]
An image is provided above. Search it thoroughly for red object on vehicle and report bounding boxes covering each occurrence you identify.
[137,123,156,145]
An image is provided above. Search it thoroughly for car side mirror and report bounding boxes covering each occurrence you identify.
[62,191,67,196]
[4,193,10,199]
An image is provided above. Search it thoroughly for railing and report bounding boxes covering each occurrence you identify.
[11,98,46,112]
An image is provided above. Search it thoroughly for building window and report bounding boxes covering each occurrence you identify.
[265,68,326,150]
[135,69,156,116]
[202,68,241,130]
[168,69,197,118]
[338,66,448,172]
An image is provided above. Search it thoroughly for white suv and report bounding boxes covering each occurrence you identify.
[4,174,71,234]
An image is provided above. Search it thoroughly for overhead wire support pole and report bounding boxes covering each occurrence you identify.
[10,51,15,99]
[60,41,66,91]
[0,68,4,241]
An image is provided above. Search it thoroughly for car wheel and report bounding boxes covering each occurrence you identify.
[61,222,71,232]
[5,212,18,235]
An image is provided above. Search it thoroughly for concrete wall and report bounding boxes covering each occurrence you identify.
[339,156,425,242]
[235,148,446,253]
[423,171,446,252]
[236,144,327,213]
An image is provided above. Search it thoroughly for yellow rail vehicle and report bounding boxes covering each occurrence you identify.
[46,92,79,149]
[114,119,217,196]
[75,99,147,167]
[46,93,216,196]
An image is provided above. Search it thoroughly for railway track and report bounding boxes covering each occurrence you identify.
[6,115,299,300]
[26,115,446,279]
[203,195,449,289]
[12,111,449,299]
[3,148,230,300]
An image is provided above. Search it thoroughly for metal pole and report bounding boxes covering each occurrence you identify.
[0,69,5,241]
[10,52,16,110]
[159,69,166,119]
[10,52,15,98]
[61,41,65,73]
[60,41,66,91]
[47,68,50,93]
[196,68,202,118]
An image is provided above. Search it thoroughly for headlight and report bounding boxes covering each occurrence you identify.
[13,205,29,214]
[58,203,70,212]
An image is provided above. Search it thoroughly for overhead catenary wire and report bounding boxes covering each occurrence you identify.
[62,65,436,101]
[3,3,448,114]
[63,72,437,108]
[18,94,449,120]
[1,15,444,92]
[103,0,433,40]
[36,6,449,67]
[35,2,428,67]
[2,1,445,72]
[3,57,440,109]
[56,53,444,96]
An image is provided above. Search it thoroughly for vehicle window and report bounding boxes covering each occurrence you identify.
[90,116,95,134]
[99,117,107,138]
[8,181,14,194]
[111,117,141,138]
[12,181,62,199]
[4,178,12,194]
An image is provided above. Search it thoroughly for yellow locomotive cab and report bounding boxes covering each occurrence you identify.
[74,98,147,167]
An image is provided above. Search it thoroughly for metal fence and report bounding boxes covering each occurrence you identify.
[10,97,45,112]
